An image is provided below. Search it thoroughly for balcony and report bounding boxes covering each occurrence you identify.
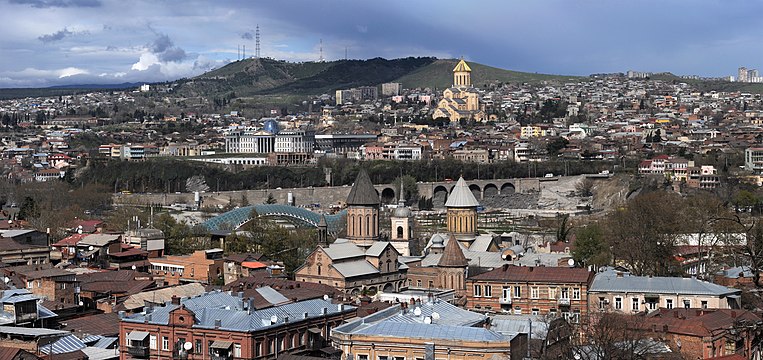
[127,346,150,358]
[499,297,512,305]
[558,298,571,306]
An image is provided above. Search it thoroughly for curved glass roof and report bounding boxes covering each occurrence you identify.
[202,204,346,235]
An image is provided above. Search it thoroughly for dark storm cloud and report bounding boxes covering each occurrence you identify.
[148,33,187,62]
[38,28,73,43]
[9,0,100,8]
[241,31,253,40]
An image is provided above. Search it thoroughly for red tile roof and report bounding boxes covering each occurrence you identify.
[469,264,594,284]
[53,234,87,247]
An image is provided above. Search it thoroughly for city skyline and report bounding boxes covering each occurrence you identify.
[3,0,763,87]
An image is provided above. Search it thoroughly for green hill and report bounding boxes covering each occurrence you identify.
[394,59,583,90]
[173,57,582,98]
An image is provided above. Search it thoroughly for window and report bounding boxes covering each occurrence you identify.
[195,339,202,354]
[683,299,691,309]
[394,357,405,360]
[572,288,580,300]
[149,335,157,350]
[701,300,708,309]
[233,344,241,358]
[614,297,622,310]
[484,285,492,297]
[632,298,639,311]
[26,281,32,289]
[560,287,569,299]
[268,339,274,354]
[416,280,422,287]
[725,341,735,355]
[358,355,369,360]
[428,280,434,288]
[317,265,321,276]
[474,285,482,297]
[379,356,389,360]
[502,287,510,300]
[255,342,261,357]
[531,308,539,315]
[571,310,581,324]
[514,286,521,298]
[162,337,169,351]
[666,299,674,309]
[549,308,557,317]
[531,287,539,299]
[548,287,557,300]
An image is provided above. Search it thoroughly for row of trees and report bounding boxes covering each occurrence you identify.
[570,190,763,283]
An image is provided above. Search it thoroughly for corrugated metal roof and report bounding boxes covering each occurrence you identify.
[321,240,365,260]
[80,347,119,360]
[589,269,740,296]
[254,286,290,306]
[354,322,507,342]
[331,260,379,278]
[92,337,118,349]
[39,335,86,355]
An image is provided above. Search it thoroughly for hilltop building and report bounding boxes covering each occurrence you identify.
[433,59,486,122]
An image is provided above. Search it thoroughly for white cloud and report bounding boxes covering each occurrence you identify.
[58,67,88,78]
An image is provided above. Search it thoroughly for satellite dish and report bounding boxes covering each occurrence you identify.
[77,228,83,234]
[423,316,432,324]
[88,246,94,251]
[431,312,440,320]
[323,295,329,301]
[270,315,278,324]
[567,259,575,267]
[183,342,193,351]
[78,301,84,306]
[413,307,422,316]
[228,263,234,269]
[131,265,137,271]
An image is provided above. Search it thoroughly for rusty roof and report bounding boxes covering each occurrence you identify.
[469,264,594,284]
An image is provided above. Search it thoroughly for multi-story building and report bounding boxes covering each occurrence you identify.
[3,265,79,305]
[745,147,763,174]
[452,148,489,163]
[380,82,402,97]
[466,264,594,323]
[335,86,378,105]
[123,228,165,258]
[225,128,314,154]
[314,134,378,155]
[587,268,741,315]
[119,291,356,360]
[148,249,225,285]
[687,165,720,189]
[0,230,50,266]
[0,289,58,327]
[332,300,511,360]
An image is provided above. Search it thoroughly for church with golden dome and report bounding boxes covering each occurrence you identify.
[432,59,486,122]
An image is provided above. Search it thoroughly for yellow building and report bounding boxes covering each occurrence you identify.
[433,59,486,122]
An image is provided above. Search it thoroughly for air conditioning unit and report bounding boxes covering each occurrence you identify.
[603,299,610,304]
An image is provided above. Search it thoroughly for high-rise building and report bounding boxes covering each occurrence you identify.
[381,82,402,96]
[739,67,749,82]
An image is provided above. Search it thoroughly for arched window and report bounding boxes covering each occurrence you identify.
[397,226,404,239]
[317,264,322,276]
[386,260,391,273]
[366,215,371,237]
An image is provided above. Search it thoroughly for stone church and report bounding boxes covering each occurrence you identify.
[432,59,486,122]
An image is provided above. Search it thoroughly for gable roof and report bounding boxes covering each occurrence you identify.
[590,269,740,296]
[445,177,480,208]
[453,59,472,73]
[470,264,593,284]
[346,169,380,206]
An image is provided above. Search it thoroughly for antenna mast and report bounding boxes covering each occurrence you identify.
[255,24,261,58]
[319,39,324,62]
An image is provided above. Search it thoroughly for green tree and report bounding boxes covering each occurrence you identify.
[391,175,419,205]
[18,196,39,220]
[572,224,610,268]
[265,193,277,204]
[555,213,573,243]
[546,137,569,157]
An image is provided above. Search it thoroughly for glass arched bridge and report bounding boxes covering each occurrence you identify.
[201,204,346,236]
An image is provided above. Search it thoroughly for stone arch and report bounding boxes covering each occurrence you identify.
[383,283,394,293]
[381,187,396,204]
[351,288,360,296]
[468,184,481,199]
[501,183,516,194]
[483,183,499,197]
[433,185,449,208]
[396,226,404,239]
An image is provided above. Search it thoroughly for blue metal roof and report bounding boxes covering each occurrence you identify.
[39,334,86,355]
[201,204,345,235]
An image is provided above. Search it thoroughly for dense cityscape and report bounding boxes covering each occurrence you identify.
[5,2,763,360]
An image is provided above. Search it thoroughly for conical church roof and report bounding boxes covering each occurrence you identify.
[453,59,472,72]
[346,169,380,206]
[438,234,469,267]
[445,176,480,208]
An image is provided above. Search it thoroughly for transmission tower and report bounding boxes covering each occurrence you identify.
[319,39,324,62]
[255,25,261,58]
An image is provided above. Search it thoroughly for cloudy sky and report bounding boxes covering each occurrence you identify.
[1,0,761,88]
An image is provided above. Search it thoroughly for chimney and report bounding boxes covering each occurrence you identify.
[237,292,244,298]
[322,307,328,315]
[502,264,509,271]
[338,304,344,312]
[303,312,309,319]
[118,311,126,319]
[529,267,534,272]
[144,314,152,323]
[214,319,222,329]
[171,295,181,305]
[616,272,624,278]
[284,316,289,323]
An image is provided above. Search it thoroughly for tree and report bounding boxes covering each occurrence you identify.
[605,191,683,276]
[555,213,573,243]
[265,193,277,204]
[575,178,594,197]
[391,175,418,205]
[17,196,39,220]
[546,137,569,157]
[572,224,610,268]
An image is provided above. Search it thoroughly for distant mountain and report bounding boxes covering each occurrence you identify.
[171,57,581,98]
[47,82,145,89]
